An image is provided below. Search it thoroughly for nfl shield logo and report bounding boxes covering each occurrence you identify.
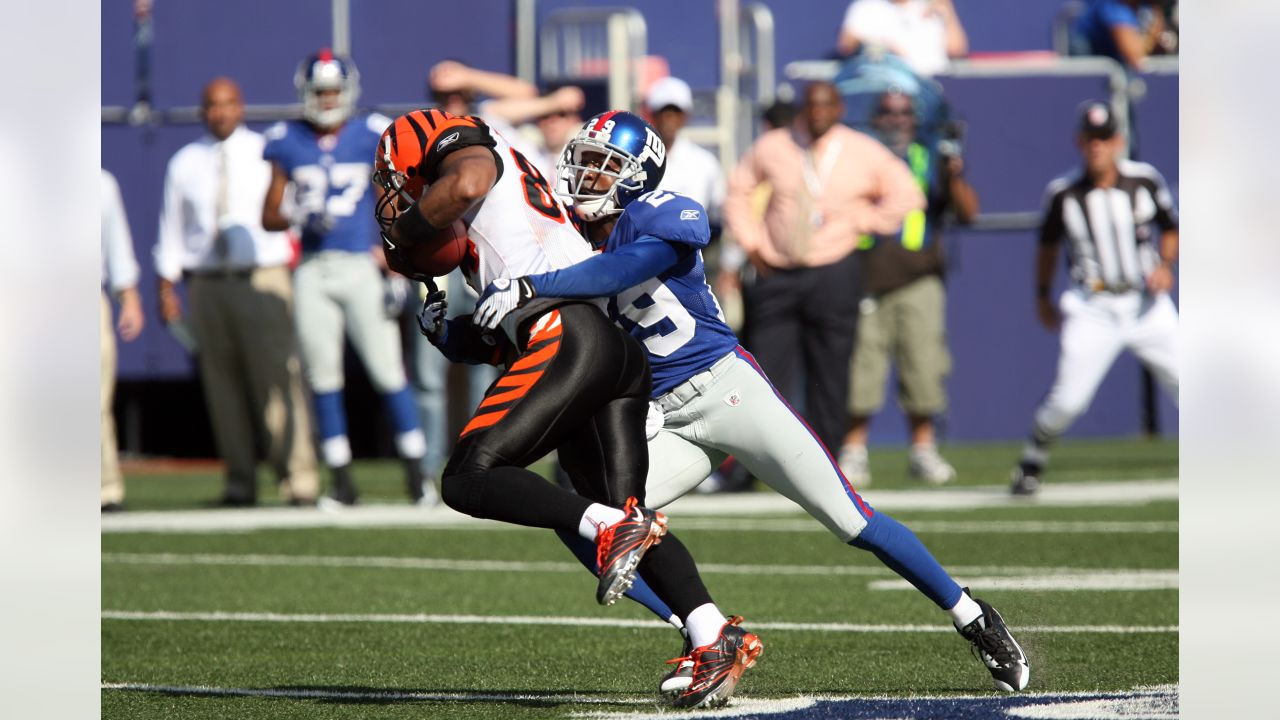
[724,391,742,407]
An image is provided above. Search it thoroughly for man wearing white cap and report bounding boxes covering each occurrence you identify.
[646,77,726,226]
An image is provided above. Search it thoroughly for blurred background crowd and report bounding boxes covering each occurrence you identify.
[100,0,1179,509]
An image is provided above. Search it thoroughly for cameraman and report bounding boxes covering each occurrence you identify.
[837,88,978,487]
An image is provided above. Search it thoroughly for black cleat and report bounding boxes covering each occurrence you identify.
[595,497,667,606]
[672,616,763,709]
[1009,462,1042,496]
[956,589,1030,692]
[327,464,359,506]
[658,635,695,696]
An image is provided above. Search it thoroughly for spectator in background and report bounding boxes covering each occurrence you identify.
[837,89,979,487]
[724,81,925,454]
[102,169,144,512]
[1071,0,1172,70]
[837,0,969,77]
[155,77,320,507]
[645,77,726,228]
[262,52,431,506]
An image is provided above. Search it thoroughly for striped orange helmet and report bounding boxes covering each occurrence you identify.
[372,110,435,236]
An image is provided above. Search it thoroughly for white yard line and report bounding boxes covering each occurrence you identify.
[101,479,1178,534]
[99,682,652,705]
[104,552,1176,586]
[871,570,1179,592]
[101,609,1177,634]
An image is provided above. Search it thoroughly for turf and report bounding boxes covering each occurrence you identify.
[103,437,1178,718]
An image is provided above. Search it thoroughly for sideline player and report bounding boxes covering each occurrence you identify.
[1009,101,1178,495]
[262,50,429,505]
[373,107,762,709]
[473,111,1030,695]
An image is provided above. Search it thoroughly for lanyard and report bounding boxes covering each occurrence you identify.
[801,134,844,202]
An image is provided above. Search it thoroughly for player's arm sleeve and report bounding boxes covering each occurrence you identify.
[153,159,186,282]
[1038,188,1066,246]
[436,314,514,366]
[527,238,683,298]
[1149,169,1178,231]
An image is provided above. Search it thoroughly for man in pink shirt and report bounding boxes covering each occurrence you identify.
[724,81,924,453]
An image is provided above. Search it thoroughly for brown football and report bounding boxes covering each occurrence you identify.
[403,220,470,278]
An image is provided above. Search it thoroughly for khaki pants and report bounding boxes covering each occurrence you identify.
[101,292,123,506]
[849,275,951,418]
[187,266,319,502]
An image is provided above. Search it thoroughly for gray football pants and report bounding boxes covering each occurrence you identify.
[645,348,875,542]
[294,251,407,394]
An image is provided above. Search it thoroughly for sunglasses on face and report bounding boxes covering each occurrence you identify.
[876,107,914,117]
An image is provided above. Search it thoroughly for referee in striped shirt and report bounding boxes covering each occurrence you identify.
[1009,101,1179,495]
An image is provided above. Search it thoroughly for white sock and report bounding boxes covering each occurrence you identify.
[578,503,626,542]
[948,591,984,629]
[321,435,352,468]
[395,428,427,460]
[684,603,728,648]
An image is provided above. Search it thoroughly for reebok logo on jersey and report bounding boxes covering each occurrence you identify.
[724,391,742,407]
[436,131,461,152]
[680,209,701,221]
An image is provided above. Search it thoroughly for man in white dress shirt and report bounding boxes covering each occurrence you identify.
[154,77,319,506]
[101,169,144,511]
[645,77,726,226]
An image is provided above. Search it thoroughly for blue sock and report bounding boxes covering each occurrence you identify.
[383,387,422,435]
[314,390,348,442]
[555,529,676,622]
[850,512,963,609]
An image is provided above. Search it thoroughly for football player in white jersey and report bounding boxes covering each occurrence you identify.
[474,110,1030,697]
[373,108,762,708]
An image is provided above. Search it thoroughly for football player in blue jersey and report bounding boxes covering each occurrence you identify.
[262,50,431,506]
[472,110,1031,696]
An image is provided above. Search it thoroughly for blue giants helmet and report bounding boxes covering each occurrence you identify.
[556,110,666,221]
[294,49,360,128]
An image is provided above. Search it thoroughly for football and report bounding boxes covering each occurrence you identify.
[402,219,470,278]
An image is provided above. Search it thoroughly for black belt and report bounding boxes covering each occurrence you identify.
[184,267,255,280]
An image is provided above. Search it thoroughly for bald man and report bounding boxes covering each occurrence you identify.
[725,81,924,453]
[154,77,320,506]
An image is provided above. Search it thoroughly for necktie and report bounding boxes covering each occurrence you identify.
[213,142,230,267]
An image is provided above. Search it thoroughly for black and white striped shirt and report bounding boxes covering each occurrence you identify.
[1040,159,1178,292]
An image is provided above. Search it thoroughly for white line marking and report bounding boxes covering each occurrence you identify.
[99,682,652,705]
[103,552,1176,584]
[101,609,1178,634]
[871,570,1180,592]
[100,479,1178,534]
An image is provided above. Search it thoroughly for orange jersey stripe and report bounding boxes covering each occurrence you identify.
[460,408,509,437]
[508,340,560,373]
[526,309,564,347]
[478,370,544,408]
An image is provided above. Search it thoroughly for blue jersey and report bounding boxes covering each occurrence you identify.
[1072,0,1140,63]
[263,114,391,253]
[604,191,738,396]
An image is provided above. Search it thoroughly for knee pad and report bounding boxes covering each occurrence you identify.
[440,472,479,515]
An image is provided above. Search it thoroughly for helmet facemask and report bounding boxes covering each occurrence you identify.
[297,57,360,129]
[556,138,647,222]
[372,134,424,243]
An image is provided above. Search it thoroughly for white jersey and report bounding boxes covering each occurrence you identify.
[461,127,602,340]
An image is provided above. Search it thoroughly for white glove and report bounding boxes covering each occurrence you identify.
[645,401,665,441]
[474,276,537,330]
[417,290,448,344]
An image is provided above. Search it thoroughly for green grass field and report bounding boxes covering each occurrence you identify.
[102,438,1178,719]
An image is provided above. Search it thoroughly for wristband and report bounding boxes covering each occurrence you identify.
[392,203,440,246]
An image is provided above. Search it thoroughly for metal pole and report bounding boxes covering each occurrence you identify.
[332,0,350,55]
[718,0,742,172]
[515,0,537,84]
